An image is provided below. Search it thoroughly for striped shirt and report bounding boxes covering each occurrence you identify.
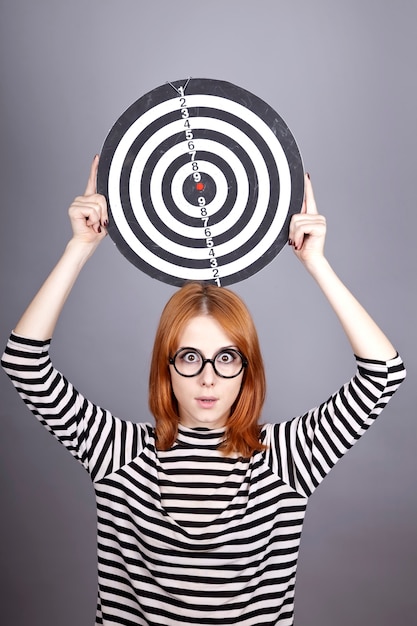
[1,333,406,625]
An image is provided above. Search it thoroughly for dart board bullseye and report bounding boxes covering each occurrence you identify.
[97,78,304,286]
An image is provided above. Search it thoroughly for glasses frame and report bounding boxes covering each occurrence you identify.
[169,346,248,379]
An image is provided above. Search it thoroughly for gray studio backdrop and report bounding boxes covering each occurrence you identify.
[0,1,416,625]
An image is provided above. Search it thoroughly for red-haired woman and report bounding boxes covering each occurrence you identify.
[2,156,405,626]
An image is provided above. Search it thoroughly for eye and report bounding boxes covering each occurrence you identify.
[216,350,237,364]
[180,349,201,364]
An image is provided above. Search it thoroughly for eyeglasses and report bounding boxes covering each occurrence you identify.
[169,347,248,378]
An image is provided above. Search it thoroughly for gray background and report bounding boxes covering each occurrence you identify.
[0,1,415,625]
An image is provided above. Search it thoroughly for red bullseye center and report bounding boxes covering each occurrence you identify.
[196,182,205,191]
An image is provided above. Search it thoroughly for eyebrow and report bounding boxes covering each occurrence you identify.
[176,345,239,356]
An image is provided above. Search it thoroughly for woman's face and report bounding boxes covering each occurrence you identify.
[170,315,244,429]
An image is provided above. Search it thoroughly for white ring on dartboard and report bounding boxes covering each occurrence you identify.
[170,161,229,218]
[99,79,302,285]
[108,96,291,278]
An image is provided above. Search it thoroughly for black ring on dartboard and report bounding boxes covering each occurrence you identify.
[97,78,304,286]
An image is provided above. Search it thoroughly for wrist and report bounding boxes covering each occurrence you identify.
[65,237,100,264]
[301,254,331,278]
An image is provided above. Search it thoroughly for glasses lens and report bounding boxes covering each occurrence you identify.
[213,349,244,377]
[173,348,203,376]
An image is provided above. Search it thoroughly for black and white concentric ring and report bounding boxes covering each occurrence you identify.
[98,79,304,286]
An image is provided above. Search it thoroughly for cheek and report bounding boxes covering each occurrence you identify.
[229,377,244,404]
[170,371,187,402]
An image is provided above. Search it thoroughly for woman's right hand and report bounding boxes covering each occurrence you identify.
[68,155,109,246]
[14,155,110,340]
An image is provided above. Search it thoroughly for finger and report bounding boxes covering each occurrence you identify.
[300,175,308,215]
[72,193,109,230]
[83,206,104,235]
[290,214,326,251]
[288,213,308,250]
[84,155,99,196]
[93,193,109,228]
[304,173,318,215]
[288,212,323,250]
[69,199,102,233]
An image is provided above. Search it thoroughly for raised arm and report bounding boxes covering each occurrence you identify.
[14,156,108,340]
[288,174,397,361]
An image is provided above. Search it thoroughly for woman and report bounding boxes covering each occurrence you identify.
[1,156,406,626]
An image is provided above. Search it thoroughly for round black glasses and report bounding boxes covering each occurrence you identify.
[169,347,248,379]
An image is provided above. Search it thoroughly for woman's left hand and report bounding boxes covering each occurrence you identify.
[288,174,327,268]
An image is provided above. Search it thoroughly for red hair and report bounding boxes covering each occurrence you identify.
[149,282,267,457]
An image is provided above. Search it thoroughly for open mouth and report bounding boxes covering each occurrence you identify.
[196,398,217,408]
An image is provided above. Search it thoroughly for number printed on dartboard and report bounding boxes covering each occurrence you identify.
[178,85,222,286]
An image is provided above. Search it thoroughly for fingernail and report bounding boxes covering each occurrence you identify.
[306,172,311,180]
[98,226,102,233]
[104,220,108,227]
[288,238,292,246]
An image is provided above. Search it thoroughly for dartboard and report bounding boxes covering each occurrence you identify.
[97,78,304,286]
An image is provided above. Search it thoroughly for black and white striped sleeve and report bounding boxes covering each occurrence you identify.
[267,353,406,497]
[1,333,148,482]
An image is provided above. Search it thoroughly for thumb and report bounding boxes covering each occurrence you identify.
[84,154,99,196]
[301,173,318,215]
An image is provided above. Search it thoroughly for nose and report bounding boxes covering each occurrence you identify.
[200,361,216,386]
